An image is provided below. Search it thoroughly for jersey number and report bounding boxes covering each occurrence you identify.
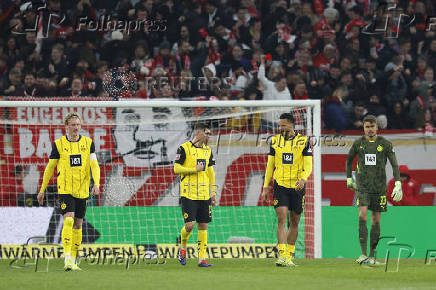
[70,155,82,167]
[282,153,294,164]
[365,154,376,166]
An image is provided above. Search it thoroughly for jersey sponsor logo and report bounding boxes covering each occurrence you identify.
[377,145,383,152]
[282,153,294,164]
[365,154,376,166]
[70,154,82,167]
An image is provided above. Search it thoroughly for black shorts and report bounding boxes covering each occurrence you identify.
[356,192,387,212]
[180,197,212,223]
[59,194,88,218]
[273,182,305,214]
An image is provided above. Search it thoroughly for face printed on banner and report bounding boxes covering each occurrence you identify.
[112,105,189,167]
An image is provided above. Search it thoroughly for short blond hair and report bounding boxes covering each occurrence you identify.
[64,112,81,125]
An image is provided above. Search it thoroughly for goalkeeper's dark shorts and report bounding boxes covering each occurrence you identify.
[356,192,387,212]
[59,194,88,218]
[273,181,305,214]
[180,197,212,223]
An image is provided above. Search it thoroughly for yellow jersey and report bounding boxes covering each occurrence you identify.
[49,135,95,198]
[175,141,215,200]
[270,133,312,188]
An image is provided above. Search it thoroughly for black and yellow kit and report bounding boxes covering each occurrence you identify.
[264,134,313,213]
[174,141,216,223]
[40,135,100,216]
[175,141,215,200]
[50,135,96,198]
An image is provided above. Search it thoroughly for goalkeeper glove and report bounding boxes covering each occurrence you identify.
[346,178,357,190]
[391,181,403,202]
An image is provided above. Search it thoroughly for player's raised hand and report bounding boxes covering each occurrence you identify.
[37,192,44,206]
[295,179,306,191]
[196,162,205,172]
[391,181,403,202]
[346,178,357,190]
[92,185,100,196]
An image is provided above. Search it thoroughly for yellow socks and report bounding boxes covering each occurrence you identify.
[278,244,287,257]
[287,244,295,259]
[72,228,82,261]
[62,217,74,257]
[181,226,192,249]
[197,230,208,260]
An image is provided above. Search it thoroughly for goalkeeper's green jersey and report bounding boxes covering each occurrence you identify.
[346,136,400,195]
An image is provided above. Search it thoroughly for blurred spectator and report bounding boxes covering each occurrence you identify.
[387,165,419,206]
[384,55,408,106]
[155,40,177,75]
[16,72,46,97]
[347,102,366,130]
[42,43,69,83]
[336,71,354,115]
[177,69,195,99]
[293,80,309,100]
[175,40,193,72]
[313,7,339,38]
[62,77,85,97]
[424,39,436,71]
[0,0,433,132]
[313,44,337,72]
[131,41,155,77]
[2,68,23,96]
[388,101,411,129]
[324,88,347,133]
[323,64,342,95]
[366,94,387,117]
[417,67,434,100]
[258,54,290,101]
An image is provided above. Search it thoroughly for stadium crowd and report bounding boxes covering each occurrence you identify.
[0,0,435,131]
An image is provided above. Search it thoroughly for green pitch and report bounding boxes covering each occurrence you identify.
[1,259,435,290]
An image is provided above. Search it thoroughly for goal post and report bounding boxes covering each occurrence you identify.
[0,100,322,258]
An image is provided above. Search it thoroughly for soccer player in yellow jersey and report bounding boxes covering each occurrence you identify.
[262,113,313,267]
[37,112,100,271]
[174,123,216,267]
